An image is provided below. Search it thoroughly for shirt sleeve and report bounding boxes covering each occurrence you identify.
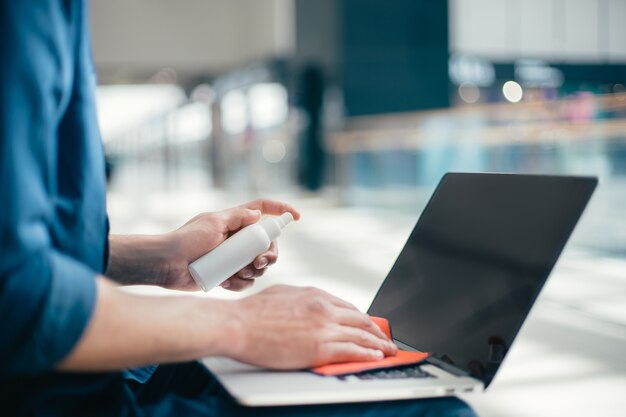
[0,1,97,376]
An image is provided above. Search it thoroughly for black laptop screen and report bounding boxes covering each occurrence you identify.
[368,173,596,386]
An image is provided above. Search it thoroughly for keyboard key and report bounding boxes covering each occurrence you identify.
[337,365,433,381]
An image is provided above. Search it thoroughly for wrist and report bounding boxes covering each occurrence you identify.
[108,234,174,285]
[159,230,190,280]
[197,298,247,358]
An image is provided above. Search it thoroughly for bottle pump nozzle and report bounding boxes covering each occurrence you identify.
[258,212,293,241]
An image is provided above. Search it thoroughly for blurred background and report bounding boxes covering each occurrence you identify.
[93,1,625,416]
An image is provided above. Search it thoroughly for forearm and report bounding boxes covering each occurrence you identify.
[57,276,240,371]
[107,234,174,286]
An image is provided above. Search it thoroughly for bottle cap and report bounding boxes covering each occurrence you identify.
[278,212,294,227]
[259,212,293,241]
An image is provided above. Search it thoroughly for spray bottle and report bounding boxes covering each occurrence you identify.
[188,212,294,291]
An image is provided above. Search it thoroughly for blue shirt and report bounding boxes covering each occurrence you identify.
[0,0,108,376]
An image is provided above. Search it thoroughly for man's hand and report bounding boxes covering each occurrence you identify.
[162,199,300,291]
[225,285,398,368]
[107,199,300,290]
[164,199,300,291]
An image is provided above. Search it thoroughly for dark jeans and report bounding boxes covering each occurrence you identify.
[4,362,478,417]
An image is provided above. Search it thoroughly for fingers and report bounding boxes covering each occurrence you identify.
[220,199,300,236]
[253,241,277,269]
[331,308,392,343]
[326,324,397,356]
[225,263,268,291]
[221,208,262,233]
[235,264,268,280]
[223,242,279,291]
[221,277,255,292]
[306,290,395,357]
[232,241,277,280]
[224,245,276,289]
[315,342,386,366]
[299,288,394,353]
[241,199,301,221]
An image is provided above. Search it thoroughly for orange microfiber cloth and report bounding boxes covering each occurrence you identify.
[311,317,429,376]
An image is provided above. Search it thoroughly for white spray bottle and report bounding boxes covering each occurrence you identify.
[188,212,294,291]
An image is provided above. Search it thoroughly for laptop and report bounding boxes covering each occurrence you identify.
[202,173,598,406]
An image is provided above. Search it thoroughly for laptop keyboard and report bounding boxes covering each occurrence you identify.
[338,364,433,381]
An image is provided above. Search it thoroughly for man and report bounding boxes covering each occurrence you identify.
[0,1,477,416]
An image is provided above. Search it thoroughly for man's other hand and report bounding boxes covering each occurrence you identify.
[224,285,398,368]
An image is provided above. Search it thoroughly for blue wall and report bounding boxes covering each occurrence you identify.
[340,0,450,115]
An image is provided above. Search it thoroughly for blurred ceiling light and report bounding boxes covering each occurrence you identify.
[96,84,186,142]
[458,82,480,104]
[261,139,287,163]
[248,83,288,130]
[503,81,523,103]
[173,102,212,143]
[221,90,248,135]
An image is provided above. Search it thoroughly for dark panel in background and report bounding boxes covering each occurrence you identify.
[340,0,449,116]
[294,0,341,80]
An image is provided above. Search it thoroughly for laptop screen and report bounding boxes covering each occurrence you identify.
[368,173,597,386]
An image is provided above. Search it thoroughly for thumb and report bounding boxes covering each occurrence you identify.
[222,208,262,233]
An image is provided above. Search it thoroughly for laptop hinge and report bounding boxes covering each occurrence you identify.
[393,339,469,378]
